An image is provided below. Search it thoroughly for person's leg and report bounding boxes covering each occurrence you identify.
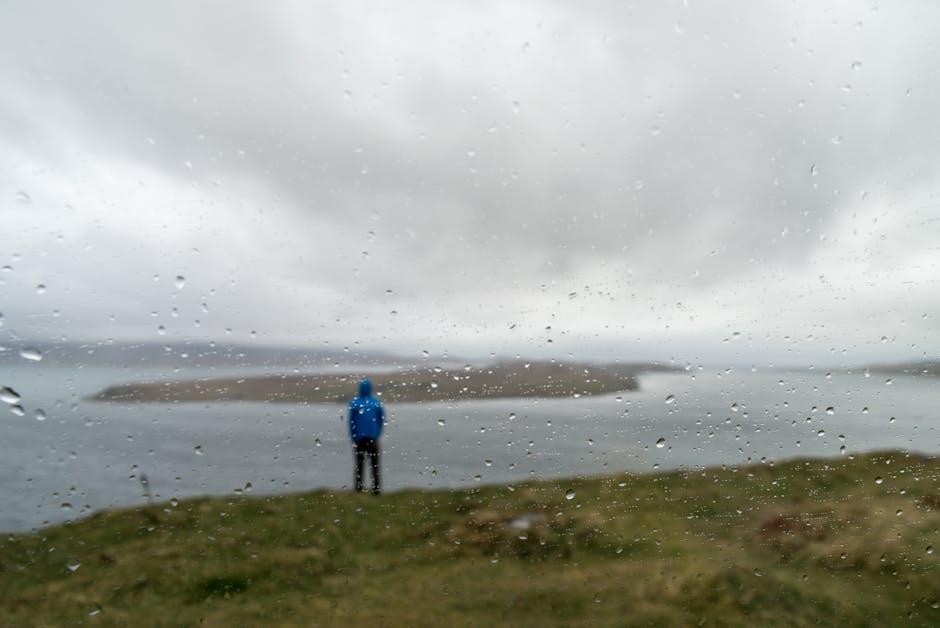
[368,439,381,495]
[353,440,365,492]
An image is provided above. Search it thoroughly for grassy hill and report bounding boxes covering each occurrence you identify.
[2,451,938,626]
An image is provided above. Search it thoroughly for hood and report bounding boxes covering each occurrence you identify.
[358,379,372,397]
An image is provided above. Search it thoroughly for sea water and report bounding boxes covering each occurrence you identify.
[2,363,938,532]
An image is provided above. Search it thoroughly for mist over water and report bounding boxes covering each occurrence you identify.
[3,364,937,532]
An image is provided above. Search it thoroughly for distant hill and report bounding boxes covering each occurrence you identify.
[859,360,940,377]
[0,340,402,368]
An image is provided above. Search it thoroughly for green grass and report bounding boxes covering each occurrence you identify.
[2,451,939,626]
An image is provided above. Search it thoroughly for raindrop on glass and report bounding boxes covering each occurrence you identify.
[664,395,675,405]
[194,445,204,455]
[34,408,46,421]
[437,418,445,427]
[19,347,42,362]
[874,476,883,485]
[655,437,666,448]
[565,489,576,500]
[1,387,21,404]
[174,275,186,289]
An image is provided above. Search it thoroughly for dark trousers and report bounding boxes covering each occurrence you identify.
[353,438,380,494]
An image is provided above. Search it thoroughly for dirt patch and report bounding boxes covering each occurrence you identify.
[447,509,605,559]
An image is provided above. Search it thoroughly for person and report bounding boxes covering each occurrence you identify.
[348,379,384,494]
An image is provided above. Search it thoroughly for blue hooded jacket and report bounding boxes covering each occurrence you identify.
[348,379,384,441]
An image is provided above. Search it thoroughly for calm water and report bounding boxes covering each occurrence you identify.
[2,363,938,532]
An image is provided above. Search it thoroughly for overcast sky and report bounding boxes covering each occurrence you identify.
[2,1,938,366]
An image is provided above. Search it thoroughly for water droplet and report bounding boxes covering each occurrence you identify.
[565,489,576,500]
[10,405,25,417]
[885,378,893,386]
[825,407,834,415]
[473,474,482,482]
[484,459,492,467]
[874,476,883,485]
[314,437,322,447]
[731,402,739,412]
[664,394,675,405]
[174,275,186,289]
[35,284,47,294]
[817,429,825,437]
[861,407,869,414]
[466,148,477,158]
[157,325,166,336]
[889,416,896,424]
[655,437,666,448]
[1,387,22,404]
[927,545,934,555]
[16,190,31,203]
[810,164,819,176]
[932,600,940,610]
[194,445,204,455]
[895,509,903,517]
[508,412,516,421]
[437,418,445,427]
[851,61,863,71]
[66,562,81,572]
[430,381,438,389]
[830,135,842,145]
[649,125,662,137]
[19,347,42,362]
[34,408,46,421]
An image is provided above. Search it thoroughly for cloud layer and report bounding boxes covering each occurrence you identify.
[2,1,938,365]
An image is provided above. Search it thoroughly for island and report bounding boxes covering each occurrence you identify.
[89,360,682,403]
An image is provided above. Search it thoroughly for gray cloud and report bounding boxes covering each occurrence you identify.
[2,1,939,364]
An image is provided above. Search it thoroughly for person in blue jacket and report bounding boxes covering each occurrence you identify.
[348,379,384,494]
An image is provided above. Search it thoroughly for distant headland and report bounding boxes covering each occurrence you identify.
[90,360,683,403]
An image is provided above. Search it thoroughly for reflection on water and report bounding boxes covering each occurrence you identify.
[2,365,938,532]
